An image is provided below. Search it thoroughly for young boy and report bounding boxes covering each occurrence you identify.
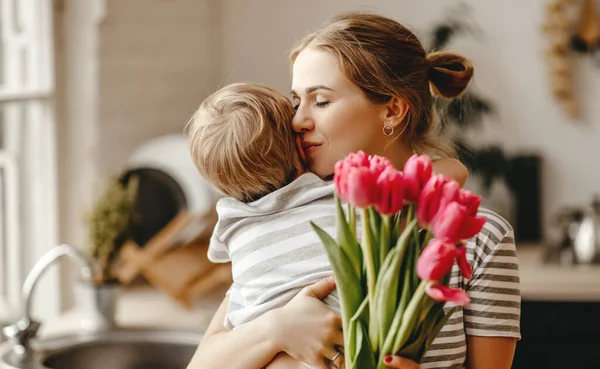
[185,83,468,368]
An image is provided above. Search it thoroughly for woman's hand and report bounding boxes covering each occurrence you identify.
[265,352,310,369]
[271,276,345,369]
[383,356,421,369]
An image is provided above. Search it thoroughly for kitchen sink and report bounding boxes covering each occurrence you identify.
[0,328,203,369]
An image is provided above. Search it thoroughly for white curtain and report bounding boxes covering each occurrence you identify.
[0,0,58,321]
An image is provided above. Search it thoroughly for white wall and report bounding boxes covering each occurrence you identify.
[55,0,217,310]
[97,0,217,178]
[217,0,600,237]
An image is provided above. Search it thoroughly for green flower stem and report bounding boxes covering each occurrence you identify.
[380,215,391,266]
[362,208,379,351]
[362,208,377,299]
[392,280,428,353]
[373,218,418,356]
[406,203,415,226]
[422,230,433,250]
[349,204,357,239]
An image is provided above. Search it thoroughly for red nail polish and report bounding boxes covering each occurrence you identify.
[384,356,392,363]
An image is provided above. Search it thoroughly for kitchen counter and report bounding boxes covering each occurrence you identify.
[38,284,228,338]
[518,244,600,301]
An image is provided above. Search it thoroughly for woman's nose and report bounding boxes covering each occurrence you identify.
[292,107,314,133]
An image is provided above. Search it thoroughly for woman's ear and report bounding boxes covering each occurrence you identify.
[382,97,409,129]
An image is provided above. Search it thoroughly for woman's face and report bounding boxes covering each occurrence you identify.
[291,47,388,178]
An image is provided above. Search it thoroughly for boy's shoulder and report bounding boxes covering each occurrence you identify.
[212,172,335,244]
[215,172,333,216]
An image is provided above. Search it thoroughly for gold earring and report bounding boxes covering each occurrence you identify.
[382,123,394,136]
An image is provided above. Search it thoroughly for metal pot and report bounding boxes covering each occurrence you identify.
[573,197,600,264]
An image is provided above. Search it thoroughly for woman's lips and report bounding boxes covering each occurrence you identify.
[302,143,322,157]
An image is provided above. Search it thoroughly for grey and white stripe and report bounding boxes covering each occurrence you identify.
[208,173,341,329]
[420,208,521,369]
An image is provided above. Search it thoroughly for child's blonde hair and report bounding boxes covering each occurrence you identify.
[185,83,297,202]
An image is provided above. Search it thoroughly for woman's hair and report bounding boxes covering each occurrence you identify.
[290,11,474,158]
[185,83,297,202]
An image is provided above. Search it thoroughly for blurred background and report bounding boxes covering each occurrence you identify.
[1,1,600,368]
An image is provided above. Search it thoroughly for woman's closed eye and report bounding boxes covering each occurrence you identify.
[292,100,330,110]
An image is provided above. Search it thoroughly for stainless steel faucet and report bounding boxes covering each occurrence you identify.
[2,244,95,356]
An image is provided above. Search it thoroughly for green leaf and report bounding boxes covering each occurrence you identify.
[392,208,405,241]
[373,219,418,351]
[350,295,370,360]
[400,299,444,362]
[368,207,382,240]
[359,210,377,294]
[425,306,457,350]
[369,208,381,274]
[335,195,362,278]
[346,313,358,367]
[397,323,427,362]
[363,208,380,280]
[311,222,363,359]
[350,319,361,367]
[392,281,428,353]
[378,223,421,361]
[379,215,391,267]
[311,224,362,313]
[353,320,377,369]
[361,208,380,352]
[349,204,357,239]
[351,295,370,324]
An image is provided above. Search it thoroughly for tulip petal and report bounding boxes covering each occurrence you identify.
[403,154,433,202]
[456,215,487,241]
[369,155,393,176]
[346,167,377,208]
[455,245,472,280]
[458,189,482,216]
[334,160,349,202]
[426,283,471,305]
[346,151,370,167]
[416,176,460,228]
[431,202,466,243]
[416,239,456,281]
[374,166,404,215]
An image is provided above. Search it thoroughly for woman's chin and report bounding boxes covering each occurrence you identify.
[309,165,334,180]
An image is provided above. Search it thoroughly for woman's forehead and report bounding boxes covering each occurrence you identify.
[291,48,344,93]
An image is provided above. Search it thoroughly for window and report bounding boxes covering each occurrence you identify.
[0,0,57,319]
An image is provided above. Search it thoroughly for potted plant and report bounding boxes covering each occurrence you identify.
[79,174,138,329]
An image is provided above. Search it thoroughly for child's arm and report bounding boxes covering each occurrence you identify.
[432,157,468,187]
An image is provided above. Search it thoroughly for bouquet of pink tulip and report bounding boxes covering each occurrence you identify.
[311,151,486,369]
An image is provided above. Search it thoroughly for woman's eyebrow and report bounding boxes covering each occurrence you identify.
[291,85,334,96]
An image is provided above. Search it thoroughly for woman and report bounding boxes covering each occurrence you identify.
[188,11,520,369]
